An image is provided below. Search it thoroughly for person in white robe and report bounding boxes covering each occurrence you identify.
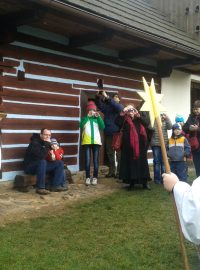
[162,172,200,245]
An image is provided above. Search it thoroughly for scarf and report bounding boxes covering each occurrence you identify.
[124,115,147,159]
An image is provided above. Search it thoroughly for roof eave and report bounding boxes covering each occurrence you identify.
[31,0,200,58]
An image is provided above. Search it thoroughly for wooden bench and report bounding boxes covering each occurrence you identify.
[14,174,38,192]
[14,167,73,192]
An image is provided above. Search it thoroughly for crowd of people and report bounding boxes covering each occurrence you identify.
[23,95,200,194]
[23,94,200,244]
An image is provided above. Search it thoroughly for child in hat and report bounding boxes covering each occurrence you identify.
[175,114,184,127]
[167,123,191,182]
[80,101,105,186]
[47,138,64,161]
[47,138,67,190]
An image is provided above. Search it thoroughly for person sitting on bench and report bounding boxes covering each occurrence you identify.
[47,138,68,189]
[24,128,66,195]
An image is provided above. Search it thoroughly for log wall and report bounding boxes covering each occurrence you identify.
[0,40,160,180]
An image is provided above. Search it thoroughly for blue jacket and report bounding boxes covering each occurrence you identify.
[95,96,123,135]
[167,134,191,161]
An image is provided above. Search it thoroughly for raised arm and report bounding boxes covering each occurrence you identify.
[96,115,105,130]
[80,116,89,129]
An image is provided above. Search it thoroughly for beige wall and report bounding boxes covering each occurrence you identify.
[161,70,191,125]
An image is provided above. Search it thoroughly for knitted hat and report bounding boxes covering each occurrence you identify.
[172,123,182,130]
[175,115,184,123]
[51,138,58,145]
[87,101,96,111]
[193,100,200,108]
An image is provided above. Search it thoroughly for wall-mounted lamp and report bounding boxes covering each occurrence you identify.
[195,5,199,13]
[195,25,200,33]
[16,60,25,81]
[185,7,189,15]
[0,112,7,121]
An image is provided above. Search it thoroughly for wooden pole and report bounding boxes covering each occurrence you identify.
[140,77,190,269]
[155,116,190,270]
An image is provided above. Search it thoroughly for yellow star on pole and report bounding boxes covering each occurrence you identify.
[138,77,166,127]
[138,78,190,269]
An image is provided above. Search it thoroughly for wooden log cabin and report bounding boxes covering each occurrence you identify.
[1,0,200,181]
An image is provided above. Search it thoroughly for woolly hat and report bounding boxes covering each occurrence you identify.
[193,100,200,108]
[87,101,97,111]
[175,115,184,123]
[51,138,58,145]
[172,123,182,130]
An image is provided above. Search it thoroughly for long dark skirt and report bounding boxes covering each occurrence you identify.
[119,139,150,186]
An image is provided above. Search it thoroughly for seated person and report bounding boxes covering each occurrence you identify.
[47,138,64,161]
[24,128,66,194]
[47,138,68,189]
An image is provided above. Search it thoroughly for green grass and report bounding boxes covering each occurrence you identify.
[0,175,199,269]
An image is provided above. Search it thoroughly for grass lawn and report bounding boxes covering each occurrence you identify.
[0,171,199,270]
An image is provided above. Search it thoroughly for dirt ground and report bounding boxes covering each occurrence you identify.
[0,174,124,226]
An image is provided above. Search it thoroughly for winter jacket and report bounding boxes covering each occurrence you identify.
[80,115,105,145]
[182,113,200,150]
[167,134,191,161]
[46,147,64,161]
[150,118,172,147]
[95,96,123,135]
[24,133,51,170]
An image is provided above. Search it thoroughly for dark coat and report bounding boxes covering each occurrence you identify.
[182,113,200,151]
[115,113,151,185]
[24,133,51,170]
[95,96,123,135]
